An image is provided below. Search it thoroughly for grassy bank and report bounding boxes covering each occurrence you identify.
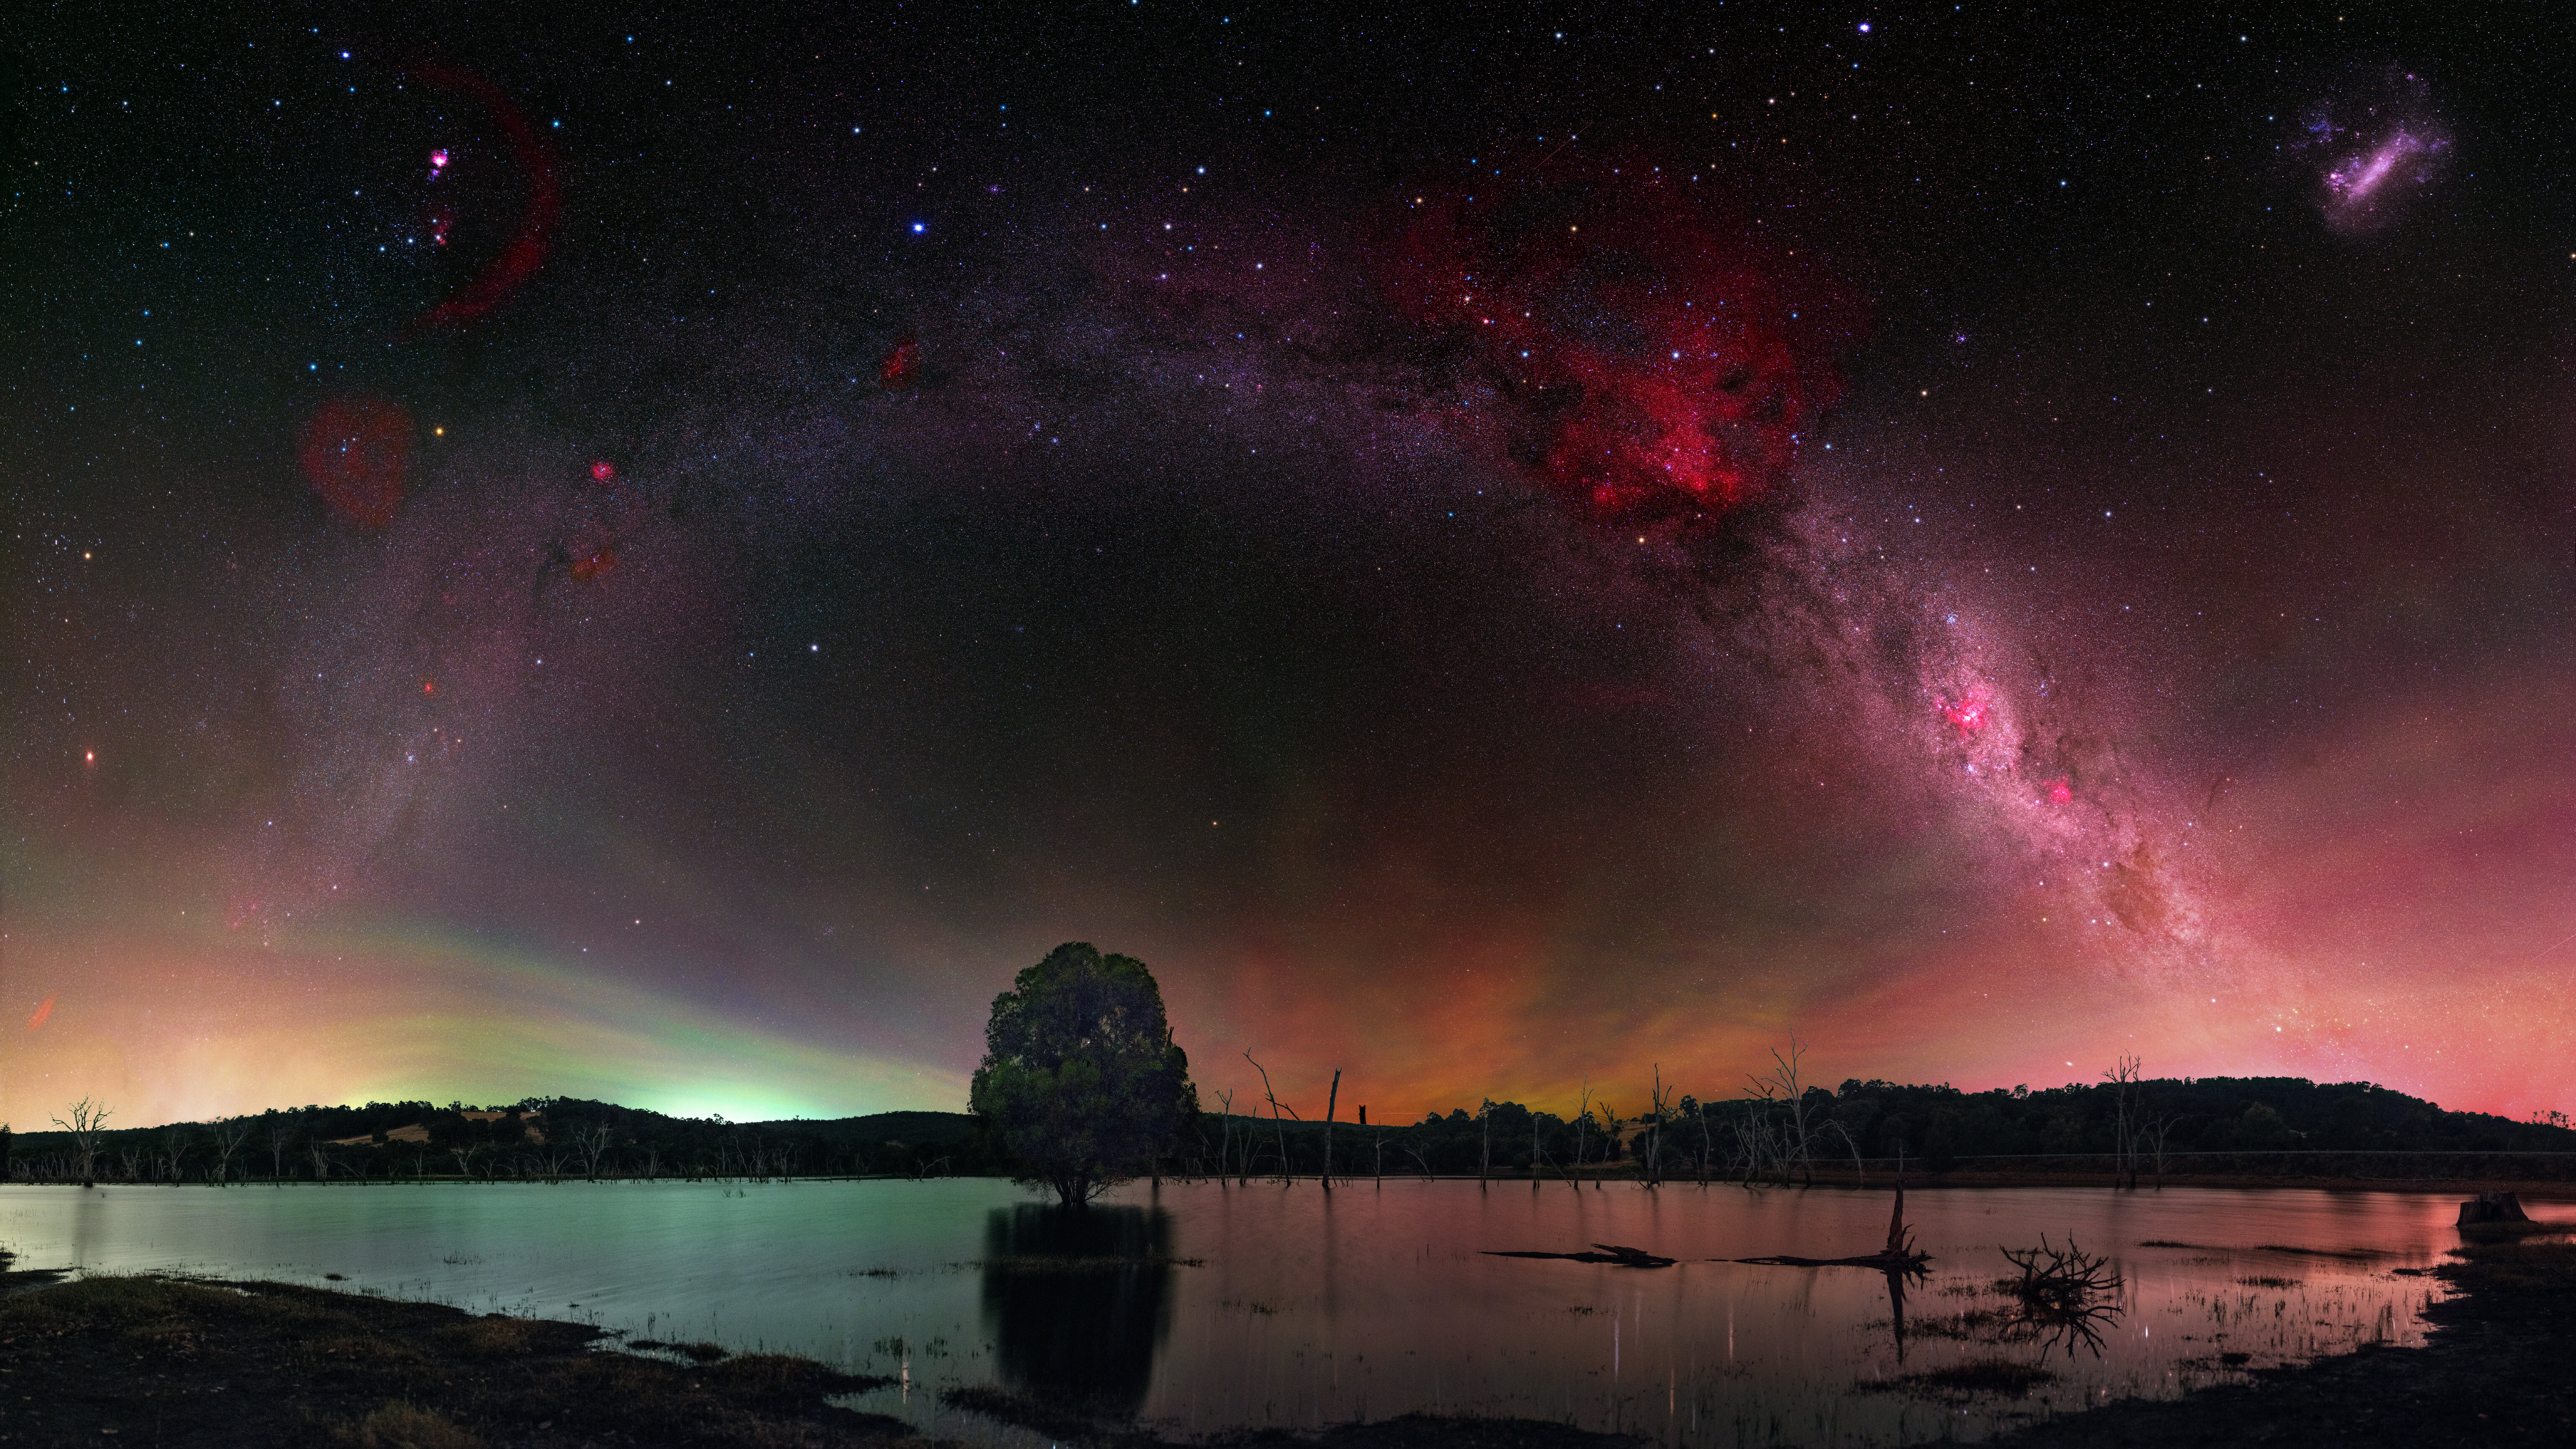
[0,1272,916,1447]
[1990,1237,2576,1446]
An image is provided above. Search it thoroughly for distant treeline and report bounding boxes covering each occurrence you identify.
[1189,1076,2576,1181]
[0,1100,1001,1185]
[3,1076,2569,1185]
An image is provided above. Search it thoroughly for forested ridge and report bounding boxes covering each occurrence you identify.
[4,1075,2569,1184]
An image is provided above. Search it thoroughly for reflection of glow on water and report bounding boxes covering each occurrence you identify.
[0,1181,2464,1446]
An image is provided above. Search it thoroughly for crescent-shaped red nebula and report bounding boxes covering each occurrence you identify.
[296,394,416,531]
[403,60,561,334]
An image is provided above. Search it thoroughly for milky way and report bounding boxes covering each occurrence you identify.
[7,5,2573,1128]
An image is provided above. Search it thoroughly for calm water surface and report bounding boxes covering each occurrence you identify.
[0,1178,2476,1445]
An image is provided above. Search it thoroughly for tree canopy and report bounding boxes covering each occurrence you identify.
[969,942,1198,1205]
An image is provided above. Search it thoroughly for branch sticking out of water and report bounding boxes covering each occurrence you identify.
[1485,1243,1678,1269]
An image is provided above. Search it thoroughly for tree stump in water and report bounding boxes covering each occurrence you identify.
[2457,1191,2531,1226]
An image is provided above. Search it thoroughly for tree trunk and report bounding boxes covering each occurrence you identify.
[1322,1070,1340,1188]
[2458,1191,2531,1226]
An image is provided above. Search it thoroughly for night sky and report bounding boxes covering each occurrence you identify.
[6,2,2571,1130]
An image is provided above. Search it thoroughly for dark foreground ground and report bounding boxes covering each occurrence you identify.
[1985,1236,2576,1447]
[1,1240,2568,1447]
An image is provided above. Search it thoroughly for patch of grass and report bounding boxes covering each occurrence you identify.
[966,1254,1206,1273]
[433,1313,566,1358]
[2137,1240,2208,1249]
[2457,1218,2573,1242]
[698,1351,871,1397]
[1864,1357,2055,1396]
[2447,1239,2576,1292]
[2237,1276,2300,1289]
[943,1383,1162,1447]
[632,1336,731,1362]
[1280,1413,1654,1449]
[334,1400,486,1449]
[1905,1307,2018,1341]
[2254,1244,2378,1260]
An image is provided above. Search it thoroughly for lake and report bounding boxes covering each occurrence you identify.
[0,1177,2475,1445]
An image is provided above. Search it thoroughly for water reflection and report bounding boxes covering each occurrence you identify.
[0,1181,2469,1448]
[981,1203,1175,1415]
[1882,1263,1916,1362]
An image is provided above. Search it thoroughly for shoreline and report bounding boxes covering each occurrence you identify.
[9,1173,2573,1198]
[1988,1236,2574,1446]
[3,1237,2565,1446]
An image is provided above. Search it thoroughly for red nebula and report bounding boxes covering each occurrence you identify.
[25,994,56,1030]
[297,394,416,531]
[590,460,616,483]
[403,60,561,333]
[570,547,616,581]
[1386,154,1858,533]
[879,332,921,387]
[2045,777,2073,804]
[1942,692,1990,733]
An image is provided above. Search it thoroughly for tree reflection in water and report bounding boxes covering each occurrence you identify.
[981,1203,1177,1416]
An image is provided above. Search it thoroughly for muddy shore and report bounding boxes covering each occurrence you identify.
[1982,1236,2575,1446]
[1,1240,2565,1446]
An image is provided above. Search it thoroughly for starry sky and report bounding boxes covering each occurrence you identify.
[5,1,2572,1130]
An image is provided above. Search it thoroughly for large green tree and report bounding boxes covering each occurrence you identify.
[970,943,1197,1206]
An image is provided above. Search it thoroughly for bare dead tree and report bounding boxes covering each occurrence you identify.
[1208,1087,1239,1185]
[2101,1055,2143,1189]
[1819,1116,1865,1187]
[1999,1236,2125,1356]
[1479,1099,1494,1183]
[263,1112,299,1183]
[307,1140,336,1183]
[1733,1085,1779,1186]
[1321,1069,1342,1188]
[1570,1080,1593,1187]
[157,1126,191,1183]
[1695,1098,1715,1185]
[1642,1067,1676,1187]
[1751,1037,1821,1185]
[2140,1113,2176,1188]
[1244,1051,1297,1182]
[51,1097,112,1187]
[1589,1102,1619,1188]
[572,1123,614,1179]
[209,1119,249,1185]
